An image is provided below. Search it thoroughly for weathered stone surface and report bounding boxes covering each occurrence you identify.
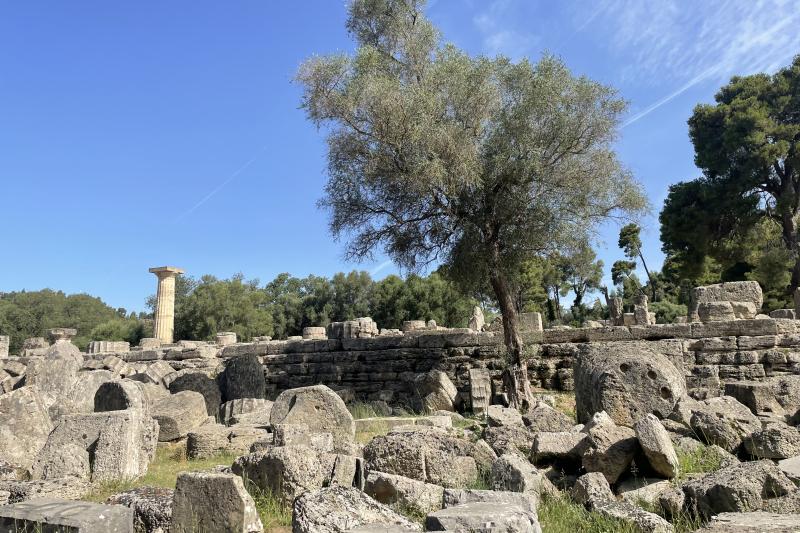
[531,432,585,463]
[690,281,763,321]
[689,396,761,452]
[220,354,266,401]
[483,425,535,458]
[594,501,673,533]
[94,379,153,415]
[743,422,800,459]
[698,301,737,322]
[31,409,157,483]
[167,370,221,416]
[490,453,554,497]
[327,318,380,340]
[413,370,459,412]
[0,386,53,470]
[363,428,491,488]
[697,512,800,532]
[469,306,485,331]
[725,381,785,417]
[270,385,355,454]
[487,405,525,427]
[24,357,81,411]
[219,398,273,426]
[232,445,327,505]
[293,486,422,533]
[683,460,796,518]
[273,423,334,453]
[617,478,674,506]
[61,370,115,415]
[0,498,134,532]
[171,471,263,533]
[152,390,208,441]
[573,342,687,426]
[581,411,639,484]
[523,402,574,432]
[778,455,800,482]
[571,472,614,509]
[634,414,679,478]
[0,478,90,504]
[468,367,492,416]
[187,423,268,459]
[364,471,444,515]
[107,486,172,533]
[425,501,541,533]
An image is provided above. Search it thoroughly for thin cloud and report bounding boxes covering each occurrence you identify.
[175,144,268,222]
[370,260,393,277]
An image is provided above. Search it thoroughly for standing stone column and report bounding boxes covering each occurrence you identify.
[149,266,185,344]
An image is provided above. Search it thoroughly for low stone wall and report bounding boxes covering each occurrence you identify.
[68,318,800,406]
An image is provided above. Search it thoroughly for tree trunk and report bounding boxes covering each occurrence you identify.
[638,252,657,302]
[781,210,800,294]
[488,246,534,413]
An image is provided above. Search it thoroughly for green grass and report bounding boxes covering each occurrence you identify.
[85,442,238,502]
[348,401,383,420]
[85,442,292,532]
[247,483,293,530]
[676,444,724,481]
[538,495,638,533]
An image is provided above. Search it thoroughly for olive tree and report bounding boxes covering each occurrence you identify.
[298,0,647,409]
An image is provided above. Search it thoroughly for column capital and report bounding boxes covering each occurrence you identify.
[149,266,185,276]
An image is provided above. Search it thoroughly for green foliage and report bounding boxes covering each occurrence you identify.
[174,274,273,343]
[538,494,638,533]
[676,444,725,482]
[299,0,647,362]
[661,55,800,303]
[649,301,687,324]
[0,289,124,353]
[89,317,151,346]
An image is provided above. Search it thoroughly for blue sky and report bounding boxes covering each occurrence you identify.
[1,1,798,313]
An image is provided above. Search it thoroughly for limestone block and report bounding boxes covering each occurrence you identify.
[166,370,221,416]
[87,341,130,354]
[0,386,53,470]
[61,370,115,414]
[24,357,81,411]
[771,309,797,320]
[690,281,763,321]
[219,398,273,426]
[581,412,639,484]
[698,512,800,533]
[523,402,574,433]
[364,471,444,515]
[216,331,238,346]
[425,502,541,533]
[141,360,175,387]
[617,477,674,507]
[634,414,679,478]
[573,342,687,426]
[94,379,154,415]
[0,478,90,504]
[594,501,673,533]
[0,498,134,533]
[102,355,136,376]
[743,421,800,459]
[171,471,263,533]
[490,453,554,497]
[487,405,525,427]
[301,327,327,340]
[33,409,157,483]
[106,486,173,533]
[327,317,379,339]
[402,320,427,332]
[698,301,737,322]
[683,460,795,518]
[152,390,208,441]
[187,424,268,459]
[468,367,491,416]
[220,354,266,401]
[520,312,543,332]
[292,486,421,533]
[468,306,485,331]
[232,445,327,505]
[571,472,614,509]
[413,370,459,412]
[270,385,355,454]
[531,431,586,463]
[724,381,785,417]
